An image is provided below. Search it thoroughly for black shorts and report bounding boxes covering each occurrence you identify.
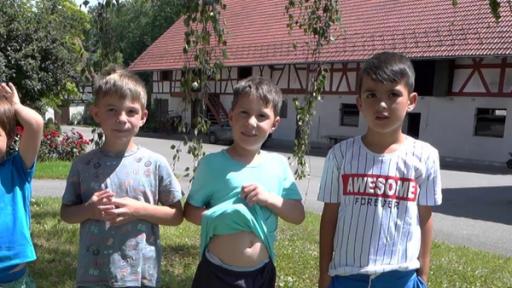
[191,252,276,288]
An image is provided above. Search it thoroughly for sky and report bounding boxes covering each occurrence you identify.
[73,0,100,10]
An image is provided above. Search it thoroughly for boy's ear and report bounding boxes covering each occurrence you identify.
[407,92,418,112]
[356,95,362,111]
[271,116,281,132]
[89,105,101,123]
[139,109,148,126]
[228,109,234,125]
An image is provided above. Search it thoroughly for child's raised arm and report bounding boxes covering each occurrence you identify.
[0,83,43,168]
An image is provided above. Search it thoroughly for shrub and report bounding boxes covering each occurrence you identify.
[38,128,90,161]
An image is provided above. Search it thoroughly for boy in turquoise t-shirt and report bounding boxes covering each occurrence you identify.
[184,76,305,288]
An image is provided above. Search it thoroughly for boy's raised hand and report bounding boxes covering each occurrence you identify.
[85,190,116,221]
[0,83,21,106]
[241,184,271,206]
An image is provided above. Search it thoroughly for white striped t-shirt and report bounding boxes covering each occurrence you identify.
[317,136,442,276]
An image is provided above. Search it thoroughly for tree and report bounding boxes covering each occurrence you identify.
[0,0,90,110]
[83,0,185,74]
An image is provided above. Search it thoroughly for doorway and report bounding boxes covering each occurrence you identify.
[404,112,421,139]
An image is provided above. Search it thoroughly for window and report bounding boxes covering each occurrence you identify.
[279,100,288,119]
[238,66,252,80]
[339,104,359,127]
[474,108,506,138]
[412,60,435,96]
[161,71,171,81]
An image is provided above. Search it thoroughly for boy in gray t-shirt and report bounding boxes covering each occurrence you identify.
[60,66,183,287]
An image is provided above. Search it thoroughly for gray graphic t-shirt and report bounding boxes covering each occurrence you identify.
[62,146,182,287]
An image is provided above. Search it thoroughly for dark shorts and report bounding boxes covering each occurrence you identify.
[191,252,276,288]
[329,270,428,288]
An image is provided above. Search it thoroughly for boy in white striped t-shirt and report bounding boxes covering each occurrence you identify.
[318,52,442,288]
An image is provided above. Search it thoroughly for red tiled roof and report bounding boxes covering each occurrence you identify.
[129,0,512,71]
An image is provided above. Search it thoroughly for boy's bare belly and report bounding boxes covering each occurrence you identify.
[208,231,269,267]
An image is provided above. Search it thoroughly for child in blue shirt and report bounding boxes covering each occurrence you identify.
[184,76,305,288]
[0,82,44,287]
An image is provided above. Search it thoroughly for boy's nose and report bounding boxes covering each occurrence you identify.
[248,116,257,127]
[377,100,388,110]
[116,113,128,123]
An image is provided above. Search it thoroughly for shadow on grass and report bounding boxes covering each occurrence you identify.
[433,185,512,225]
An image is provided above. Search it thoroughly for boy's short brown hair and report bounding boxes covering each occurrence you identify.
[0,99,16,145]
[232,76,283,116]
[93,65,147,108]
[357,51,415,93]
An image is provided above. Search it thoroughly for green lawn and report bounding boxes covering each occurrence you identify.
[35,160,71,179]
[30,197,511,288]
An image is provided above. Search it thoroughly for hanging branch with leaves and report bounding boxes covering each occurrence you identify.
[285,0,341,179]
[452,0,511,21]
[173,0,227,177]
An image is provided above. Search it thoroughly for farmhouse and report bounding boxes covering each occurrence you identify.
[129,0,512,165]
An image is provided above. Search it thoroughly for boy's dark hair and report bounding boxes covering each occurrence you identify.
[0,99,16,145]
[93,65,147,108]
[232,76,283,115]
[357,51,415,93]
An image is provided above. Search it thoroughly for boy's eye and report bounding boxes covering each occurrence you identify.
[127,109,138,115]
[257,113,268,120]
[364,93,376,99]
[390,92,401,98]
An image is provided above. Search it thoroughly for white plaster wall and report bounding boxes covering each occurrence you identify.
[418,96,512,163]
[146,58,512,164]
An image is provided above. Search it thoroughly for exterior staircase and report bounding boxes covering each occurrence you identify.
[205,94,229,125]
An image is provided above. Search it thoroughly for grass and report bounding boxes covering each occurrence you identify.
[30,197,511,288]
[34,161,71,179]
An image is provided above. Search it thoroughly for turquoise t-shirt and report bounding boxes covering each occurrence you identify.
[0,153,36,276]
[187,150,302,261]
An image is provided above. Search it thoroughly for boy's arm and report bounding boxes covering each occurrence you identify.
[417,205,433,283]
[0,83,43,168]
[184,201,207,225]
[319,203,339,288]
[107,197,183,226]
[241,184,305,224]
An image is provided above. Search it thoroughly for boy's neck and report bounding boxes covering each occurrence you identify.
[101,139,137,156]
[227,144,261,164]
[362,130,407,154]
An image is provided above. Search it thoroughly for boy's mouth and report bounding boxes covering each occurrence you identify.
[375,113,389,120]
[241,131,257,137]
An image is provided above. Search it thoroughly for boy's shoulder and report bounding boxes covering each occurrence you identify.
[200,149,226,163]
[71,148,99,164]
[404,136,439,155]
[328,136,360,155]
[260,150,287,164]
[136,146,167,162]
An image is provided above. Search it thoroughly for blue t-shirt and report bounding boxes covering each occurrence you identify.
[0,153,36,279]
[187,150,302,261]
[62,146,182,287]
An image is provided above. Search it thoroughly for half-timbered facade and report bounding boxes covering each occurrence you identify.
[130,0,512,165]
